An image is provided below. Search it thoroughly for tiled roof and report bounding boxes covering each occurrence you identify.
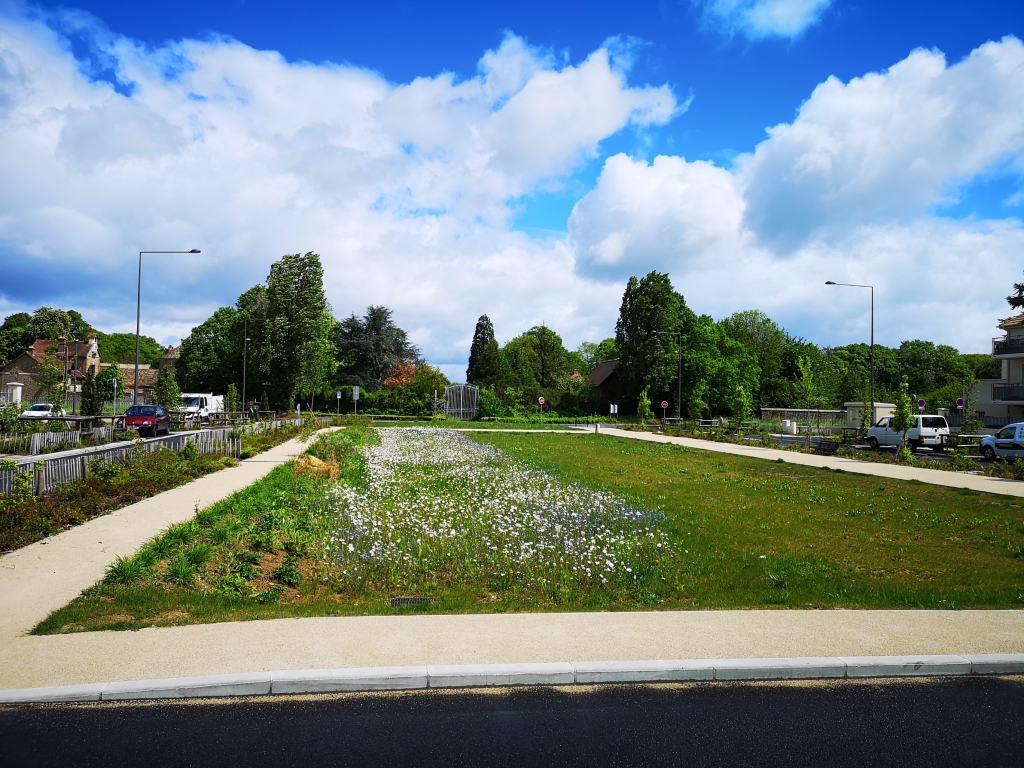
[589,359,619,388]
[998,312,1024,330]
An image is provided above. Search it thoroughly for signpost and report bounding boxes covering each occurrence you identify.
[917,398,926,412]
[661,400,668,421]
[336,390,341,415]
[538,396,545,423]
[352,386,360,416]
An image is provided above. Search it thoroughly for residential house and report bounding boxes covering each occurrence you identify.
[0,333,101,404]
[589,359,621,410]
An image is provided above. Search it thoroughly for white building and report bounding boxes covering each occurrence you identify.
[974,312,1024,423]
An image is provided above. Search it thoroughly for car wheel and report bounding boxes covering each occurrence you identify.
[867,437,879,449]
[981,445,996,461]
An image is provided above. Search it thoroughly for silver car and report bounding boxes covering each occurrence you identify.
[980,423,1024,461]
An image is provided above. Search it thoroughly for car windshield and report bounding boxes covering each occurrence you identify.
[182,397,201,407]
[998,426,1016,439]
[921,417,946,429]
[126,406,156,416]
[29,405,50,411]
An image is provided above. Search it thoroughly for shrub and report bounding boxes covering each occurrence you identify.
[180,440,200,461]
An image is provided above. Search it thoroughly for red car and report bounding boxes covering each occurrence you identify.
[124,405,171,436]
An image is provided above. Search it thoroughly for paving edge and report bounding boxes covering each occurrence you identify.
[2,655,1022,704]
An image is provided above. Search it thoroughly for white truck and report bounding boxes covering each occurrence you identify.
[180,393,225,424]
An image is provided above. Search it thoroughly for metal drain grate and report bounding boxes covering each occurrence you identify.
[390,596,431,607]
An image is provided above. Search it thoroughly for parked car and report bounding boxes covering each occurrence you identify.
[867,415,950,452]
[124,405,171,437]
[21,403,67,419]
[980,423,1024,461]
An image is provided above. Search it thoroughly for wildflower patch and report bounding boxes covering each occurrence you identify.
[323,428,674,602]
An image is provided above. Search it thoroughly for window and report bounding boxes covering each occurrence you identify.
[997,426,1016,439]
[875,417,891,428]
[922,417,946,429]
[126,406,157,416]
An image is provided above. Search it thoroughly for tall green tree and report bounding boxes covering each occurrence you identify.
[80,367,101,418]
[335,305,418,391]
[577,338,619,369]
[30,307,71,340]
[176,306,242,394]
[96,332,164,365]
[36,344,66,404]
[262,253,335,408]
[96,365,124,405]
[718,310,789,409]
[466,315,495,384]
[0,313,32,365]
[473,338,512,391]
[614,272,682,409]
[154,366,182,409]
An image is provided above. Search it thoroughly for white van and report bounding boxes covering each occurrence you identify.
[180,393,225,424]
[867,415,950,452]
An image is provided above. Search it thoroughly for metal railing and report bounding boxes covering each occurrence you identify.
[992,383,1024,401]
[993,336,1024,356]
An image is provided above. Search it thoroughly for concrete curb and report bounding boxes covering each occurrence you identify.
[2,655,1022,704]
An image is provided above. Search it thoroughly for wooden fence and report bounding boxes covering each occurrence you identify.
[0,414,333,497]
[0,434,240,497]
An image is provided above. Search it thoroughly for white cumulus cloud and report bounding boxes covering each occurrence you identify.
[0,10,673,369]
[569,37,1024,352]
[696,0,832,40]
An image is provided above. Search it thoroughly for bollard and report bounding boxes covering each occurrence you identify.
[594,422,599,434]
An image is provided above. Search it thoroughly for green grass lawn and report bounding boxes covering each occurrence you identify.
[34,430,1024,635]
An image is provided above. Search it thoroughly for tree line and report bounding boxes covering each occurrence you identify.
[466,271,1001,418]
[176,252,448,413]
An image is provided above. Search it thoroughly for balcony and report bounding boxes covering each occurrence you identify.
[993,335,1024,356]
[992,383,1024,401]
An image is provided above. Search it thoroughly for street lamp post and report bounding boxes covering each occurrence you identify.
[654,331,682,420]
[826,280,875,425]
[242,318,251,419]
[134,249,201,405]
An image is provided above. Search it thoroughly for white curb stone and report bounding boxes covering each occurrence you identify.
[713,657,847,681]
[573,659,715,684]
[840,655,971,678]
[0,682,108,704]
[101,672,272,700]
[427,662,575,688]
[964,654,1024,675]
[4,654,1023,705]
[272,666,429,693]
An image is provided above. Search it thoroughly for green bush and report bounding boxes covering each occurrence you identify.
[180,440,200,461]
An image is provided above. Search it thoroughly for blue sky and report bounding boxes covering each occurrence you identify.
[1,0,1022,376]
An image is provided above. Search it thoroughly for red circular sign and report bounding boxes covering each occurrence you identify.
[661,401,669,409]
[917,399,926,407]
[538,397,545,405]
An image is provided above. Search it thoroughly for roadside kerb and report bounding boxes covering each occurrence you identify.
[2,655,1022,704]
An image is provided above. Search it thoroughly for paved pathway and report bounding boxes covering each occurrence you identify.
[594,426,1024,497]
[0,433,326,642]
[1,425,1022,693]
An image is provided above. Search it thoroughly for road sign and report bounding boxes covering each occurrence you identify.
[336,391,341,399]
[352,386,360,401]
[956,397,964,408]
[917,398,926,410]
[538,397,545,405]
[661,401,668,409]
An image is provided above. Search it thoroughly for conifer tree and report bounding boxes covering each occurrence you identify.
[467,315,495,383]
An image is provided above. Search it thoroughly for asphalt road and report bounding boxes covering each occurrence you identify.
[2,677,1023,767]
